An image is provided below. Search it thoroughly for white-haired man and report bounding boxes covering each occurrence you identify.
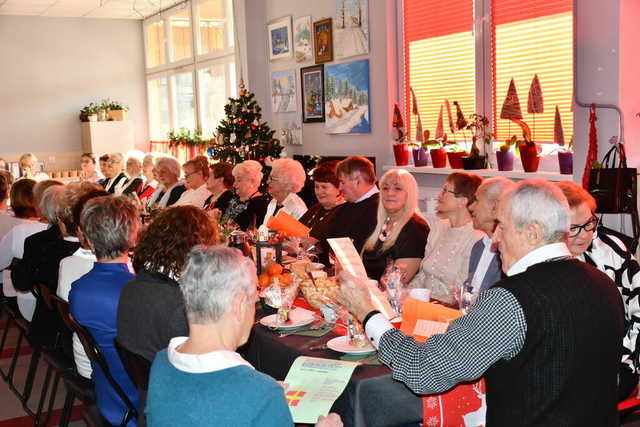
[338,179,624,426]
[467,177,514,293]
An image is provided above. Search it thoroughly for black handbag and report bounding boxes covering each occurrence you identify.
[588,144,637,214]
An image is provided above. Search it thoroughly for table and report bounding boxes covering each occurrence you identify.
[242,321,423,427]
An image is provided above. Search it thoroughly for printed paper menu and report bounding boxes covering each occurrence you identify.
[283,356,358,424]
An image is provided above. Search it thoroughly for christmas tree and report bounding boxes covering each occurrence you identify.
[213,81,283,168]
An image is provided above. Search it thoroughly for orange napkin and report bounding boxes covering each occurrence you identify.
[266,210,310,237]
[400,298,464,342]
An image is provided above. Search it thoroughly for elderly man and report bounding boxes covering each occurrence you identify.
[466,177,514,293]
[339,179,624,426]
[146,246,341,427]
[313,156,379,254]
[174,158,212,208]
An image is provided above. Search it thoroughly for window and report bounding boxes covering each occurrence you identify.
[144,0,236,141]
[403,0,573,144]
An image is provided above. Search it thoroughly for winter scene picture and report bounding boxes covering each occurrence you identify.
[271,70,297,113]
[294,16,313,62]
[270,26,290,56]
[335,0,369,59]
[277,113,302,146]
[324,59,370,134]
[268,17,292,60]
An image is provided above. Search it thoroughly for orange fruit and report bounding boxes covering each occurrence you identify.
[265,263,283,277]
[279,273,293,286]
[258,273,271,289]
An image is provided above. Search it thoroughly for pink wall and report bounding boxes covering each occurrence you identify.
[620,0,640,166]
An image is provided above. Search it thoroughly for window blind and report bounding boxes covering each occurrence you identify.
[492,0,573,143]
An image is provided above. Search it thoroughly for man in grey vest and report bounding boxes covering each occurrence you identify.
[467,177,514,293]
[339,179,624,426]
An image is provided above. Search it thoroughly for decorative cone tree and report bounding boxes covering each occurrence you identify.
[213,81,283,171]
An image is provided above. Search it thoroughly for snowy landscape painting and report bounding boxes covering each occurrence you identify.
[271,70,297,113]
[294,16,313,62]
[268,16,293,61]
[335,0,369,59]
[276,113,303,146]
[324,59,370,134]
[301,64,324,122]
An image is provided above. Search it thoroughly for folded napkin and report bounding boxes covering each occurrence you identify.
[340,352,381,365]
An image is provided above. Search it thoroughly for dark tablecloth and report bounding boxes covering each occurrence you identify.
[242,323,422,427]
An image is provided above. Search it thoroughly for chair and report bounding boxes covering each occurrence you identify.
[115,340,151,392]
[619,395,640,424]
[55,294,138,427]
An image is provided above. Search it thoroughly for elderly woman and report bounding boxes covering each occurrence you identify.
[119,152,145,196]
[556,181,640,401]
[146,156,186,209]
[69,196,140,426]
[0,176,34,239]
[299,161,344,231]
[102,153,128,194]
[409,172,484,307]
[117,206,219,362]
[362,169,429,282]
[204,162,234,213]
[80,153,103,183]
[146,246,341,427]
[221,160,269,231]
[262,158,307,227]
[138,153,158,202]
[18,152,49,181]
[174,159,212,208]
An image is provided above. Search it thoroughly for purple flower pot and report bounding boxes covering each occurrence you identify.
[495,151,514,171]
[412,148,429,166]
[558,151,573,175]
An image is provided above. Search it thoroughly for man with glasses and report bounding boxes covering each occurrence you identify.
[174,159,212,209]
[557,181,640,401]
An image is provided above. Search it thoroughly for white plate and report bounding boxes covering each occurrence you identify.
[259,308,315,330]
[326,336,376,355]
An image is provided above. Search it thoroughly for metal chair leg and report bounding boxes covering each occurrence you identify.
[58,388,76,427]
[6,326,25,383]
[34,364,53,425]
[41,370,62,427]
[20,346,41,403]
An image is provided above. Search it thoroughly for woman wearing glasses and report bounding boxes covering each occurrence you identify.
[409,172,484,307]
[556,181,640,402]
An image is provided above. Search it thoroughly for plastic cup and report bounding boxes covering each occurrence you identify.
[409,288,431,302]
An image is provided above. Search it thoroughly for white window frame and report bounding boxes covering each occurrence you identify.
[144,0,237,140]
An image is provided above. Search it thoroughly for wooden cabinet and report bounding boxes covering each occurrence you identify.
[80,121,134,155]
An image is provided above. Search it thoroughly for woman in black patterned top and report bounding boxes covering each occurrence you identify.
[299,161,343,232]
[221,160,269,231]
[557,181,640,401]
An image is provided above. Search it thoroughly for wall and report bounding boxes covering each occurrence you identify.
[0,15,148,171]
[244,0,395,177]
[620,0,640,166]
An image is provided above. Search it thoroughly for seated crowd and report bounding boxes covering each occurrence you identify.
[0,151,637,426]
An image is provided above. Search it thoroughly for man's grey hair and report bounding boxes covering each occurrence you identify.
[478,177,515,203]
[80,196,140,260]
[155,156,181,179]
[180,246,257,324]
[506,179,570,243]
[39,184,65,223]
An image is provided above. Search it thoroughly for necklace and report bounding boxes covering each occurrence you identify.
[379,217,392,242]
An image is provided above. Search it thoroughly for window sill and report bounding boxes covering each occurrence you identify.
[383,165,572,182]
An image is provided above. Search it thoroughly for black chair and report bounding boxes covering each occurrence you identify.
[56,295,138,427]
[115,340,150,392]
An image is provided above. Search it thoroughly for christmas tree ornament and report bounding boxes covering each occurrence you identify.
[500,79,523,120]
[554,105,565,146]
[527,74,544,114]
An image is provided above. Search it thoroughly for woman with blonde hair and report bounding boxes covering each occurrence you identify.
[262,158,307,227]
[221,160,269,231]
[18,153,48,181]
[362,169,429,282]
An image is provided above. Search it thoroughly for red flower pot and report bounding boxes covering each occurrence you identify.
[393,143,409,166]
[430,148,447,168]
[519,144,540,173]
[447,151,467,169]
[495,151,515,171]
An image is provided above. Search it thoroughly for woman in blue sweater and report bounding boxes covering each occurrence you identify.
[145,246,341,427]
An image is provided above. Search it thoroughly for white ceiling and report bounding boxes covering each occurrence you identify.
[0,0,184,20]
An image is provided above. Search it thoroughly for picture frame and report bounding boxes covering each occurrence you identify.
[270,69,297,113]
[335,0,369,59]
[324,59,371,134]
[313,18,333,64]
[300,64,325,123]
[267,16,293,61]
[294,16,313,63]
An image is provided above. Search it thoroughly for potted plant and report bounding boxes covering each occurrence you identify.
[518,139,540,173]
[107,100,129,121]
[410,131,430,167]
[98,99,110,121]
[391,104,409,166]
[496,136,517,171]
[558,136,573,175]
[462,113,492,170]
[79,103,99,122]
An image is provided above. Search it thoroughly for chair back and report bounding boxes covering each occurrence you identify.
[115,340,151,392]
[52,295,137,427]
[33,283,54,311]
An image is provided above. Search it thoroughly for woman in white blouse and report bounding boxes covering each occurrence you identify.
[409,172,484,307]
[262,158,307,227]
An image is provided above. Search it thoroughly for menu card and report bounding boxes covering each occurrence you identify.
[283,356,359,424]
[327,238,368,278]
[400,298,464,342]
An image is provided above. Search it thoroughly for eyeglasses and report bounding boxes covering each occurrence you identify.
[184,170,201,179]
[440,187,460,197]
[569,215,598,237]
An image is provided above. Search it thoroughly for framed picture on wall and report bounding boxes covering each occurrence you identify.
[270,69,297,113]
[324,59,371,134]
[268,16,293,61]
[313,18,333,64]
[335,0,369,59]
[294,16,313,62]
[300,64,325,123]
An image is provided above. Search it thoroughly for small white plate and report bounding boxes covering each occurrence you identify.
[326,336,376,355]
[259,308,316,330]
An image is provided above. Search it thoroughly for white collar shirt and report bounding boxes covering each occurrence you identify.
[167,337,254,374]
[262,192,308,227]
[471,235,495,291]
[354,185,379,204]
[173,183,212,209]
[506,242,572,277]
